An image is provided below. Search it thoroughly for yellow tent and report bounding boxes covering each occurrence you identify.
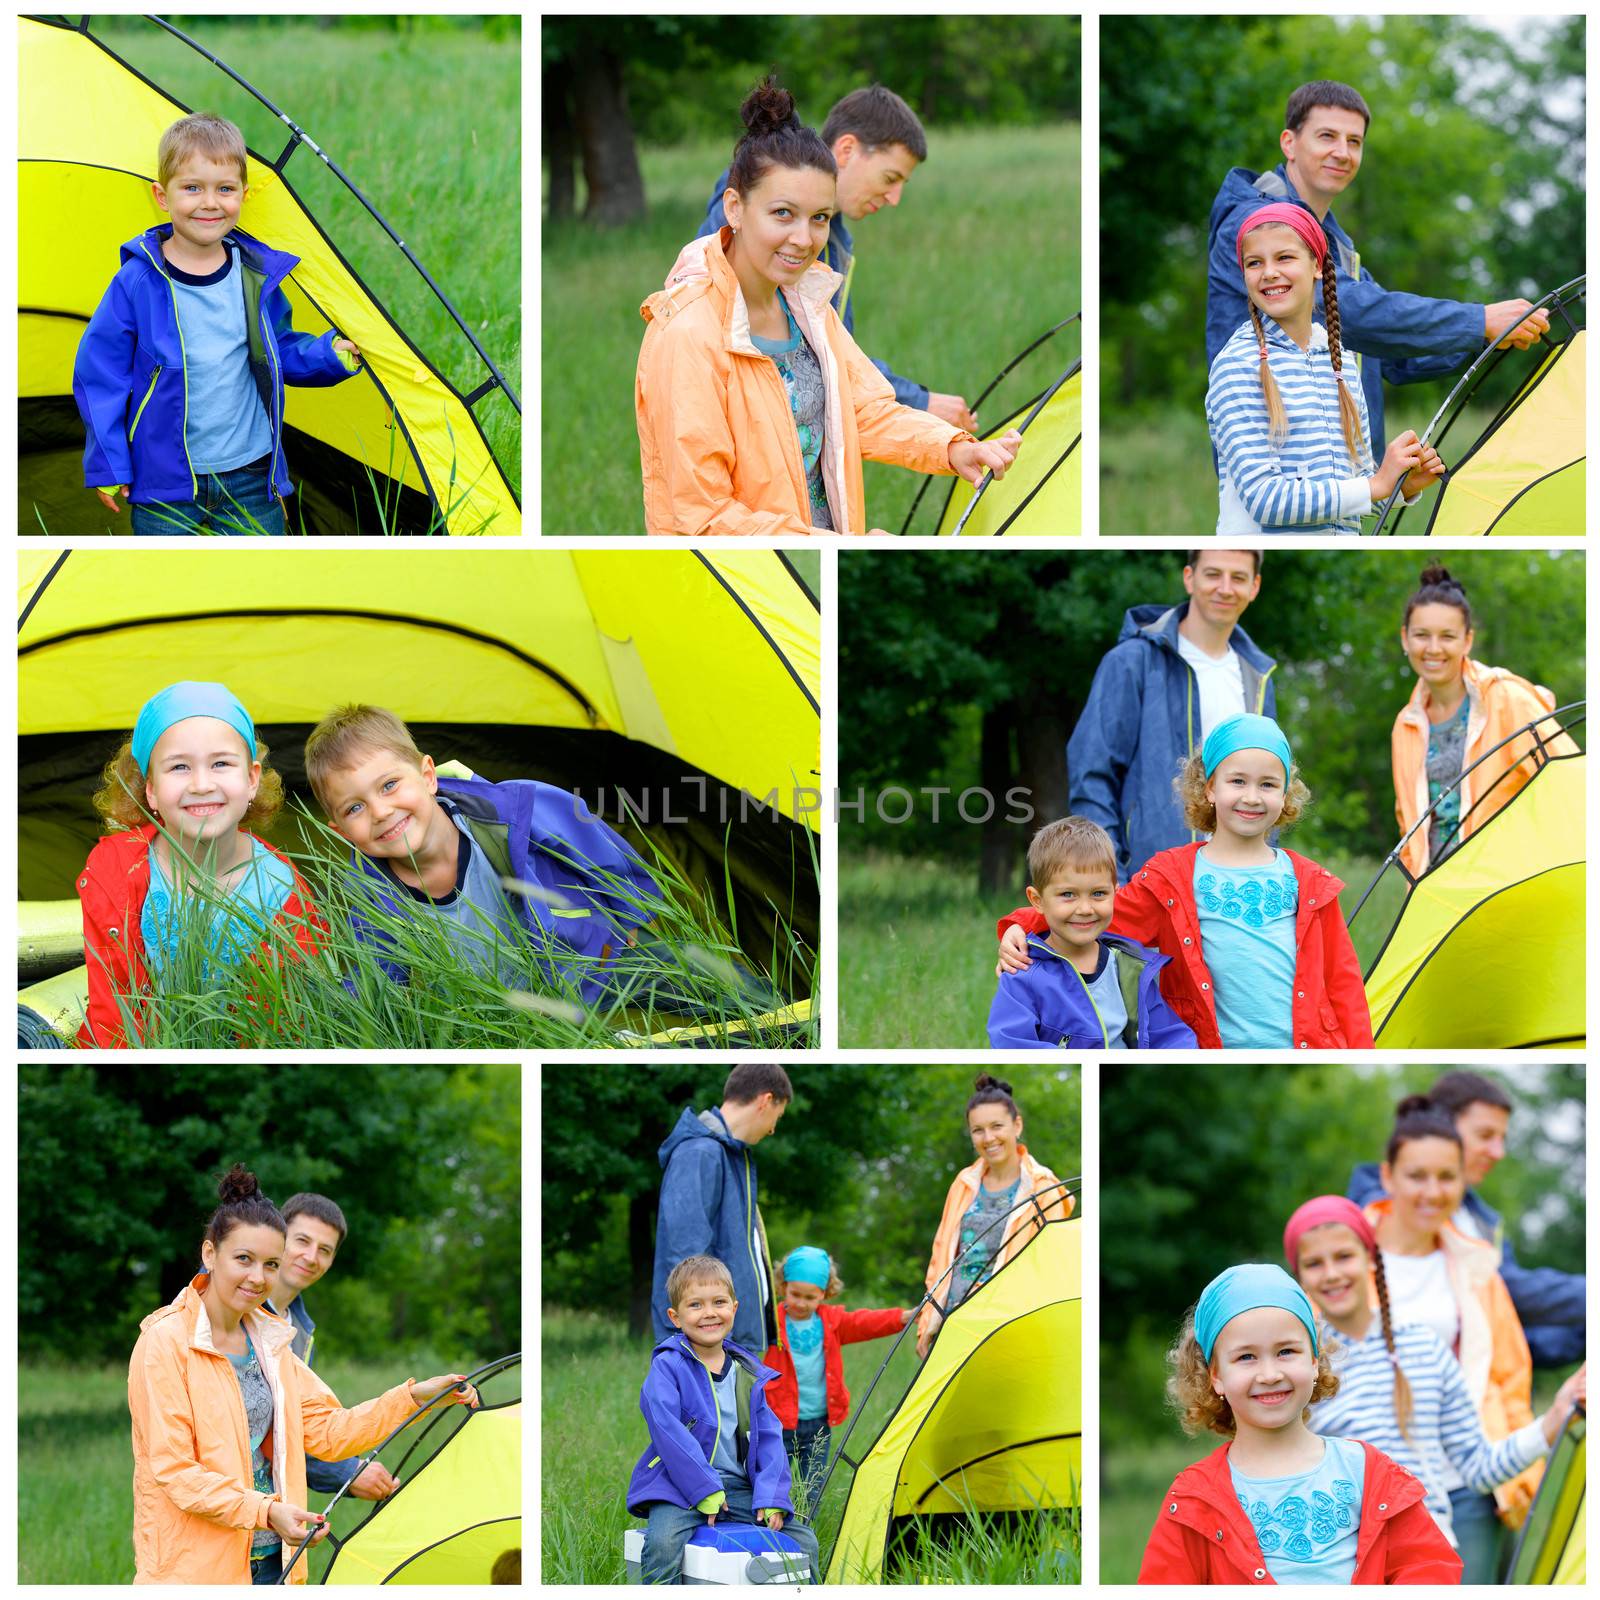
[18,15,519,535]
[1508,1406,1585,1585]
[826,1199,1080,1583]
[1361,730,1585,1049]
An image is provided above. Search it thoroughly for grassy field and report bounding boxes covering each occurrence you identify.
[839,847,1404,1050]
[542,1307,1078,1583]
[542,121,1080,534]
[19,1352,485,1585]
[1098,400,1494,536]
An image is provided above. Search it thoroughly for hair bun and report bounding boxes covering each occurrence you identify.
[973,1072,1015,1097]
[739,74,797,140]
[217,1162,260,1204]
[1394,1093,1434,1118]
[1417,564,1460,591]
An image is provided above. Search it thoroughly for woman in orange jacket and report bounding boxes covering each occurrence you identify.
[1363,1094,1540,1583]
[916,1073,1072,1360]
[128,1165,480,1585]
[636,75,1021,537]
[1392,564,1579,876]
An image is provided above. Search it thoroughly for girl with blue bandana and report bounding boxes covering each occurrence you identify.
[1139,1263,1461,1584]
[762,1246,913,1512]
[77,681,324,1045]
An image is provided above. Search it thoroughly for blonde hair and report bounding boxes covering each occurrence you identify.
[1027,815,1117,889]
[157,113,248,188]
[91,735,284,834]
[665,1255,736,1308]
[1174,751,1311,835]
[1243,225,1367,467]
[774,1257,845,1300]
[304,704,425,814]
[1166,1310,1339,1437]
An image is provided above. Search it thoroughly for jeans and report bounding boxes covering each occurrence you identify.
[784,1417,831,1516]
[249,1545,283,1584]
[130,457,286,535]
[1448,1484,1507,1584]
[639,1469,820,1585]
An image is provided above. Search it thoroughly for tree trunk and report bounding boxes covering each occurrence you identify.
[544,62,576,223]
[574,44,646,227]
[1018,706,1071,826]
[628,1190,656,1338]
[977,704,1018,897]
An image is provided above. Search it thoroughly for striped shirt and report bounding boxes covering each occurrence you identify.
[1309,1319,1546,1548]
[1207,318,1375,534]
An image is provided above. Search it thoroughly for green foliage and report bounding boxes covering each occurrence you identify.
[18,1064,520,1363]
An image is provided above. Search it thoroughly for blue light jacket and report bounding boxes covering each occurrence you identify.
[697,167,929,408]
[1206,165,1483,457]
[73,226,354,505]
[344,775,663,1005]
[988,933,1199,1050]
[625,1334,790,1517]
[1066,603,1278,883]
[652,1108,773,1352]
[1347,1161,1585,1367]
[268,1293,360,1495]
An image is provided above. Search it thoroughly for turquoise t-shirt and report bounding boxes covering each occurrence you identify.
[141,838,295,984]
[1193,847,1297,1048]
[1231,1434,1366,1584]
[225,1331,281,1557]
[750,297,833,530]
[1425,698,1470,863]
[786,1312,828,1421]
[945,1176,1023,1312]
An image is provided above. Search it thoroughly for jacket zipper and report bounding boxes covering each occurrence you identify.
[139,240,199,497]
[259,295,285,489]
[129,367,163,440]
[1046,939,1109,1048]
[742,1152,764,1320]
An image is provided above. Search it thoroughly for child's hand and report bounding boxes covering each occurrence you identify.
[996,924,1033,978]
[901,1306,916,1327]
[334,337,363,369]
[949,430,1022,486]
[95,485,129,515]
[1400,443,1445,499]
[1372,430,1422,499]
[1543,1363,1586,1444]
[763,1510,785,1532]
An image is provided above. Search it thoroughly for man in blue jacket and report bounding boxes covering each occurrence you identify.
[651,1063,791,1351]
[1068,549,1276,882]
[1206,79,1549,459]
[1347,1070,1585,1367]
[697,84,976,431]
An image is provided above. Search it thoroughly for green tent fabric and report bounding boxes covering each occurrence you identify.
[825,1194,1080,1582]
[1508,1406,1585,1585]
[18,14,519,535]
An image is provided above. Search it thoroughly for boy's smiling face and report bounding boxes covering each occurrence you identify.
[668,1278,737,1353]
[1026,862,1115,959]
[153,153,247,253]
[324,745,449,861]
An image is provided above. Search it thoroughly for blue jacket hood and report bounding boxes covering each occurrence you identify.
[659,1105,742,1170]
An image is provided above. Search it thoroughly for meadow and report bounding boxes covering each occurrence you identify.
[542,122,1080,534]
[541,1308,1079,1584]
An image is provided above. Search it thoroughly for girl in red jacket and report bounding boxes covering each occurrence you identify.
[1139,1262,1460,1585]
[77,681,323,1046]
[998,713,1373,1049]
[763,1246,913,1513]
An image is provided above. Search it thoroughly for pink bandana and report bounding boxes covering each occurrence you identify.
[1283,1195,1376,1271]
[1236,203,1329,274]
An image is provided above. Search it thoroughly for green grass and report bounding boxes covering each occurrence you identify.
[1099,400,1495,536]
[839,846,1403,1050]
[541,1308,1079,1583]
[542,122,1080,534]
[19,1353,491,1585]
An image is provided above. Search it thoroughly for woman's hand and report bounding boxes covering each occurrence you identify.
[949,430,1022,487]
[1542,1364,1586,1445]
[1400,443,1445,500]
[996,924,1033,978]
[1370,429,1422,499]
[412,1373,481,1410]
[266,1500,329,1546]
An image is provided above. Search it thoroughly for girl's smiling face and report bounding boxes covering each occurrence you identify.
[783,1280,827,1321]
[1209,1305,1317,1431]
[1205,748,1287,842]
[1381,1135,1465,1238]
[725,164,837,293]
[1295,1223,1370,1323]
[1242,224,1317,326]
[1401,602,1474,692]
[143,716,260,845]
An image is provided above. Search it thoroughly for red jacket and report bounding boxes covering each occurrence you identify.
[1138,1439,1461,1585]
[762,1303,907,1429]
[998,844,1373,1049]
[77,825,324,1048]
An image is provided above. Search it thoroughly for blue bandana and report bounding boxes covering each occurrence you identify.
[132,682,256,775]
[1201,713,1293,784]
[783,1246,832,1289]
[1195,1263,1319,1360]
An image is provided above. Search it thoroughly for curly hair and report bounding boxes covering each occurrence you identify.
[1174,750,1311,835]
[91,735,285,834]
[774,1258,845,1299]
[1166,1310,1339,1437]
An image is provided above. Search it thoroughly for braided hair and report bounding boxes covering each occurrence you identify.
[1247,298,1290,448]
[1320,252,1368,468]
[1369,1243,1414,1439]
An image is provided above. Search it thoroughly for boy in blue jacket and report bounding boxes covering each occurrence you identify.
[627,1255,819,1585]
[988,816,1197,1050]
[73,112,360,535]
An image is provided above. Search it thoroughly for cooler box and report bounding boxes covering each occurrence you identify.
[623,1523,813,1584]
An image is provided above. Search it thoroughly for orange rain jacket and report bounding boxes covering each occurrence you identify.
[636,227,973,536]
[1361,1199,1542,1525]
[1391,657,1578,876]
[128,1274,423,1584]
[916,1147,1072,1348]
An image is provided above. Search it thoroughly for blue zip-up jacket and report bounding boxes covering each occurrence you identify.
[1206,164,1482,457]
[987,932,1199,1050]
[1347,1161,1586,1367]
[266,1292,361,1495]
[697,166,929,408]
[345,775,662,1006]
[652,1108,773,1352]
[73,226,354,504]
[625,1334,790,1517]
[1067,603,1278,882]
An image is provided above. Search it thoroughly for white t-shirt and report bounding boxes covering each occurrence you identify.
[1451,1204,1489,1242]
[1176,632,1248,738]
[1380,1248,1461,1354]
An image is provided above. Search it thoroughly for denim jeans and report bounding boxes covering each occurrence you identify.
[639,1469,819,1585]
[130,457,286,535]
[1448,1485,1507,1584]
[784,1416,831,1516]
[249,1545,283,1584]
